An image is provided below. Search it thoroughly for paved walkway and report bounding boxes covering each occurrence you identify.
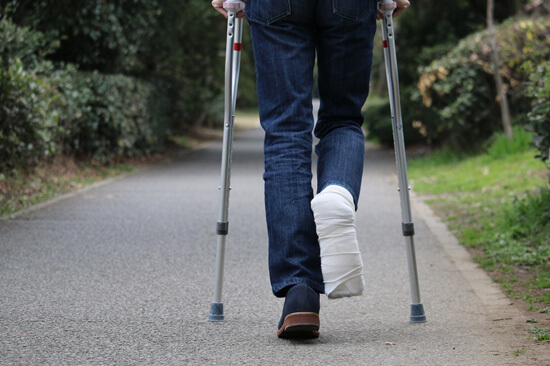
[1,123,547,365]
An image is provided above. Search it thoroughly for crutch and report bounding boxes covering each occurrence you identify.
[209,0,246,322]
[378,0,426,323]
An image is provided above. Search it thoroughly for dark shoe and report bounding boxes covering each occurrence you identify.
[277,284,320,339]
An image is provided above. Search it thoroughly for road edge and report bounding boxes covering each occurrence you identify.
[411,192,550,363]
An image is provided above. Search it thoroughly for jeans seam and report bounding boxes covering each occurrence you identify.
[246,0,292,25]
[332,0,374,21]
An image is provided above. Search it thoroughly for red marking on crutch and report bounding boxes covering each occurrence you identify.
[383,40,388,48]
[234,43,242,51]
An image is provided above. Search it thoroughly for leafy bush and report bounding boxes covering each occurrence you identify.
[3,0,250,134]
[417,16,550,149]
[364,88,433,147]
[524,60,550,166]
[144,0,227,129]
[505,187,550,242]
[56,71,169,163]
[0,17,60,170]
[486,126,532,159]
[0,58,58,170]
[474,187,550,268]
[1,0,258,173]
[394,0,487,88]
[1,15,171,169]
[4,0,161,74]
[0,13,58,68]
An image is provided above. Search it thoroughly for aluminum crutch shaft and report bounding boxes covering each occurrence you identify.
[209,0,246,322]
[378,0,426,323]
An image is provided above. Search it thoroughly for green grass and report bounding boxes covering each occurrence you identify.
[409,130,550,307]
[528,326,550,342]
[410,149,545,194]
[485,127,533,159]
[511,348,527,356]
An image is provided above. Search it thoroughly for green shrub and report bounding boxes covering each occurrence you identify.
[0,58,59,171]
[58,71,169,163]
[417,16,550,149]
[504,187,550,243]
[0,17,60,171]
[0,14,58,68]
[0,15,171,168]
[363,88,426,147]
[524,60,550,166]
[486,126,532,159]
[4,0,161,74]
[145,0,227,129]
[528,326,550,342]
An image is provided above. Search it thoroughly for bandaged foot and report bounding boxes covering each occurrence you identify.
[311,185,365,299]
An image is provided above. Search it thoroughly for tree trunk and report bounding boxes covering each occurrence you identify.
[487,0,514,139]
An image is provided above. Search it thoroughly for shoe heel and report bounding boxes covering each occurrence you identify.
[277,312,320,338]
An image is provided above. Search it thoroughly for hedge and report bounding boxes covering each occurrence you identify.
[524,60,550,166]
[416,16,550,150]
[0,58,59,170]
[0,17,169,171]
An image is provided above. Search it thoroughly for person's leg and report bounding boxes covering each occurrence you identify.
[246,0,323,297]
[314,0,377,202]
[311,0,377,298]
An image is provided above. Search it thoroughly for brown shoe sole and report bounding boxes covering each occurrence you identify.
[277,312,320,339]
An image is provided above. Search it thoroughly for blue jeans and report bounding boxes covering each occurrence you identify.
[246,0,377,297]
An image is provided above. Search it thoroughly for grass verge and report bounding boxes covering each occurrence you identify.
[0,115,260,219]
[408,128,550,315]
[0,155,156,218]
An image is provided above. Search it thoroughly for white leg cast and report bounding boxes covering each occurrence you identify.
[311,185,365,299]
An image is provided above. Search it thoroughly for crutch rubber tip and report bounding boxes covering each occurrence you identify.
[409,303,426,323]
[208,302,225,322]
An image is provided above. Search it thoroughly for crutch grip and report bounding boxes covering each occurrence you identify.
[223,0,245,12]
[378,1,397,11]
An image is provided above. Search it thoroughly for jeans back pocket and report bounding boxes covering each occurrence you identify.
[332,0,375,21]
[246,0,292,25]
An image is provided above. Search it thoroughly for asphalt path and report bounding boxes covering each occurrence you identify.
[1,121,547,365]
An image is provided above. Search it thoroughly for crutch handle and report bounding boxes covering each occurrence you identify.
[378,0,397,11]
[223,0,245,12]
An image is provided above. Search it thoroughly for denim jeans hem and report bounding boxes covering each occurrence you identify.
[273,278,325,298]
[317,181,359,211]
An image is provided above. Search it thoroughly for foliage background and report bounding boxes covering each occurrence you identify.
[0,0,548,172]
[0,0,258,170]
[364,0,549,169]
